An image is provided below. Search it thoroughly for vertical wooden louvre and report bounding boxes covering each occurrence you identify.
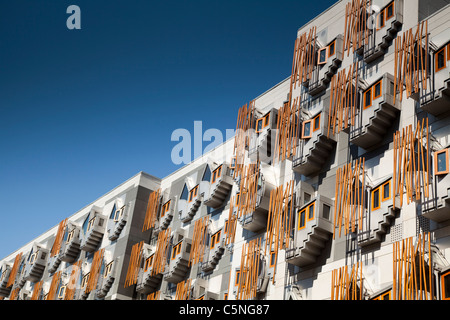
[189,216,209,267]
[147,290,160,300]
[236,238,262,300]
[393,20,429,103]
[64,260,82,300]
[31,280,43,300]
[142,189,162,232]
[393,119,429,209]
[236,162,261,220]
[47,271,62,300]
[225,196,237,246]
[289,26,317,92]
[9,287,20,300]
[175,278,192,300]
[274,99,301,164]
[331,261,363,300]
[265,180,294,283]
[327,62,359,138]
[151,228,171,276]
[393,233,434,300]
[124,241,144,288]
[6,252,22,288]
[342,0,371,58]
[233,101,256,179]
[51,218,68,257]
[85,248,105,294]
[333,158,365,239]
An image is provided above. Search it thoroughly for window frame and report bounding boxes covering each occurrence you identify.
[318,47,328,65]
[210,231,222,249]
[104,261,113,278]
[144,256,153,272]
[269,251,276,268]
[386,2,394,20]
[363,88,372,109]
[313,113,321,132]
[113,205,125,222]
[81,273,90,288]
[306,202,315,222]
[377,9,385,30]
[57,285,66,299]
[302,120,313,139]
[434,149,449,175]
[188,185,199,203]
[372,79,383,100]
[298,208,307,230]
[66,229,75,243]
[371,187,381,211]
[328,40,336,58]
[211,166,223,184]
[441,270,450,300]
[436,47,447,72]
[171,242,183,260]
[161,200,171,218]
[256,113,270,134]
[235,270,241,286]
[87,216,96,231]
[381,180,391,202]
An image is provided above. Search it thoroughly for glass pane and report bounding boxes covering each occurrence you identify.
[257,119,263,132]
[299,210,306,229]
[383,183,390,199]
[437,151,448,173]
[329,42,335,56]
[374,82,381,98]
[303,122,311,137]
[320,49,327,63]
[373,189,380,209]
[444,273,450,299]
[387,4,393,18]
[438,50,445,69]
[365,90,372,107]
[308,204,314,220]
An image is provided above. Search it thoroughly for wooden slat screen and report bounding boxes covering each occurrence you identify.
[333,157,365,239]
[189,216,209,267]
[147,290,161,300]
[233,101,256,179]
[393,20,428,103]
[342,0,371,58]
[225,196,237,246]
[6,252,22,288]
[151,228,171,276]
[289,26,317,92]
[124,241,144,288]
[47,271,62,300]
[143,189,162,232]
[331,261,363,300]
[175,278,192,300]
[393,233,434,300]
[393,119,429,209]
[236,162,261,220]
[31,280,43,300]
[64,260,82,300]
[236,238,262,300]
[85,248,105,294]
[51,218,68,257]
[274,100,301,164]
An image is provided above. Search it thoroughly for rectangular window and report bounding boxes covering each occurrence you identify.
[364,88,372,109]
[378,10,385,29]
[212,166,223,183]
[172,242,182,260]
[328,40,336,57]
[144,256,153,272]
[298,209,306,230]
[256,113,270,133]
[29,253,37,265]
[382,180,391,201]
[442,271,450,300]
[386,2,394,20]
[224,293,228,300]
[270,252,276,268]
[436,47,446,72]
[318,47,328,65]
[435,149,449,175]
[307,202,315,221]
[302,120,312,139]
[235,270,241,285]
[263,113,270,127]
[161,200,171,218]
[81,273,90,288]
[66,230,74,243]
[210,231,222,249]
[188,185,199,203]
[372,188,380,211]
[57,286,66,299]
[313,113,321,132]
[113,206,125,222]
[235,193,240,206]
[87,217,96,231]
[373,80,382,100]
[104,261,113,277]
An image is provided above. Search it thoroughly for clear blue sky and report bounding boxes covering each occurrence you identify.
[0,0,336,259]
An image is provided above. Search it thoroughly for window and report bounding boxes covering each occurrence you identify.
[29,252,37,265]
[57,286,66,299]
[382,180,391,202]
[364,88,372,109]
[298,202,315,229]
[256,113,270,133]
[81,273,90,288]
[172,242,182,260]
[435,149,449,175]
[318,47,328,65]
[386,2,394,20]
[328,40,336,57]
[113,206,125,222]
[211,166,223,183]
[436,47,446,72]
[230,157,236,169]
[313,113,321,132]
[66,229,74,243]
[235,193,241,206]
[302,120,312,139]
[87,217,96,231]
[104,261,113,277]
[373,80,382,100]
[323,204,331,220]
[377,9,385,29]
[161,200,171,218]
[442,271,450,300]
[144,256,153,272]
[235,270,241,285]
[188,185,199,203]
[372,188,380,211]
[270,252,276,268]
[210,231,222,249]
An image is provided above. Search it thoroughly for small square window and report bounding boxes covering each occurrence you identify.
[436,47,446,72]
[435,149,449,175]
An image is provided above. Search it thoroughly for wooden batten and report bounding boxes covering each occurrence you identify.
[124,241,144,288]
[175,278,192,300]
[233,101,256,179]
[6,252,23,288]
[142,189,162,232]
[47,271,62,300]
[51,218,68,257]
[64,260,82,300]
[31,280,43,300]
[85,248,105,294]
[189,216,209,267]
[226,198,237,246]
[236,162,261,220]
[236,238,262,300]
[331,261,363,300]
[342,0,371,58]
[274,99,301,164]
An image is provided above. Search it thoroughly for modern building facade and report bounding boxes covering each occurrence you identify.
[1,0,450,301]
